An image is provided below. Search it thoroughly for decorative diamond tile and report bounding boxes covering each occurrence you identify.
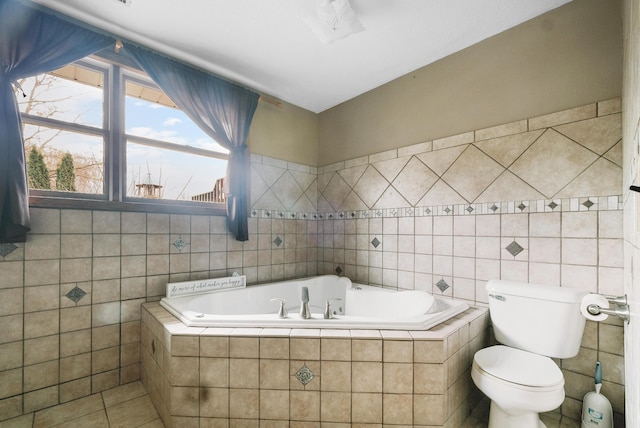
[425,208,431,214]
[436,279,449,293]
[466,206,474,213]
[252,210,258,217]
[295,365,314,385]
[353,166,389,208]
[172,237,189,252]
[444,207,451,214]
[583,199,594,209]
[322,173,351,211]
[548,201,558,210]
[371,237,381,249]
[442,145,505,202]
[271,171,304,210]
[490,204,499,212]
[506,241,524,257]
[0,243,18,258]
[510,129,598,198]
[66,286,87,303]
[274,236,283,247]
[518,203,526,211]
[391,157,437,205]
[335,266,343,275]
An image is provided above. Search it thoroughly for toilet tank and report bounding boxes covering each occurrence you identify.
[486,280,588,359]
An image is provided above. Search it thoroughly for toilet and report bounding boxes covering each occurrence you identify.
[472,280,588,428]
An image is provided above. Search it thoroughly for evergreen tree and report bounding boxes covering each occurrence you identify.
[56,153,76,191]
[27,147,50,189]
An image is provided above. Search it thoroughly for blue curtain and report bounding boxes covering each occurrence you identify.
[125,45,259,241]
[0,0,114,242]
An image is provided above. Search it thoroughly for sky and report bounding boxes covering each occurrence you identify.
[125,96,228,200]
[18,69,228,200]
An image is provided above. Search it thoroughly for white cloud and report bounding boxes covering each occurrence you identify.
[163,117,182,127]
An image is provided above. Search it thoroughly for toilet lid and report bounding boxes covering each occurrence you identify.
[474,345,563,388]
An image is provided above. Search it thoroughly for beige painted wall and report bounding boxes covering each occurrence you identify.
[318,0,623,166]
[248,98,318,166]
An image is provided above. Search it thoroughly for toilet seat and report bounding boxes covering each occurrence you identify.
[473,345,564,390]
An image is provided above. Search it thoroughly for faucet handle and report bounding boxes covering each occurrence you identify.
[270,298,288,319]
[324,298,342,319]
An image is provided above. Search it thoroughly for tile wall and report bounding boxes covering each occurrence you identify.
[0,98,626,423]
[250,98,626,422]
[0,210,319,420]
[141,302,490,427]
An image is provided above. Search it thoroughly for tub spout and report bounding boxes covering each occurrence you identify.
[300,286,311,319]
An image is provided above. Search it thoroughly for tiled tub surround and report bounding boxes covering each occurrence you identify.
[141,302,490,427]
[0,98,625,424]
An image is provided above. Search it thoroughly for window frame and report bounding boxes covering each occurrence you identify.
[24,53,228,216]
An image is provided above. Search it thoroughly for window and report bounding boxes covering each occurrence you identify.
[19,61,106,195]
[124,77,228,202]
[18,55,229,211]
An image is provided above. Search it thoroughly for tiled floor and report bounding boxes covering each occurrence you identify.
[0,382,582,428]
[0,382,163,428]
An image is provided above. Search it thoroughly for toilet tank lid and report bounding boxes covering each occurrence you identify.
[486,280,588,303]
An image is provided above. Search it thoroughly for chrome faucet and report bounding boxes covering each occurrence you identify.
[270,298,288,319]
[324,298,342,319]
[300,286,311,319]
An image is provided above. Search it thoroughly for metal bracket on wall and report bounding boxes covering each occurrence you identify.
[588,294,631,324]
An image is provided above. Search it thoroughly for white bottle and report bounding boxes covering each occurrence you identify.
[581,362,613,428]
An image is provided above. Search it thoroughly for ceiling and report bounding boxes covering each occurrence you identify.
[32,0,572,113]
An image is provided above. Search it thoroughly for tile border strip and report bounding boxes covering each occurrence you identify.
[250,195,622,219]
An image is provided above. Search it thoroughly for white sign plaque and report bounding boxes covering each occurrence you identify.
[166,275,246,298]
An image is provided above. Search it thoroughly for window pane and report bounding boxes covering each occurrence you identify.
[23,124,104,194]
[125,82,229,155]
[18,64,104,128]
[127,141,227,201]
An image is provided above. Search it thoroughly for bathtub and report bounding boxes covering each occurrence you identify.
[159,275,469,330]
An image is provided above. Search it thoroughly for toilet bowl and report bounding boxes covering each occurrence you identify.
[471,281,587,428]
[472,345,565,427]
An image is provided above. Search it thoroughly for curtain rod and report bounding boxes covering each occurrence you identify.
[259,96,283,108]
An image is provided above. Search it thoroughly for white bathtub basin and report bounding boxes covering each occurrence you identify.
[159,275,469,330]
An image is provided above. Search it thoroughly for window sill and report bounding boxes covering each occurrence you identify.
[29,195,227,216]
